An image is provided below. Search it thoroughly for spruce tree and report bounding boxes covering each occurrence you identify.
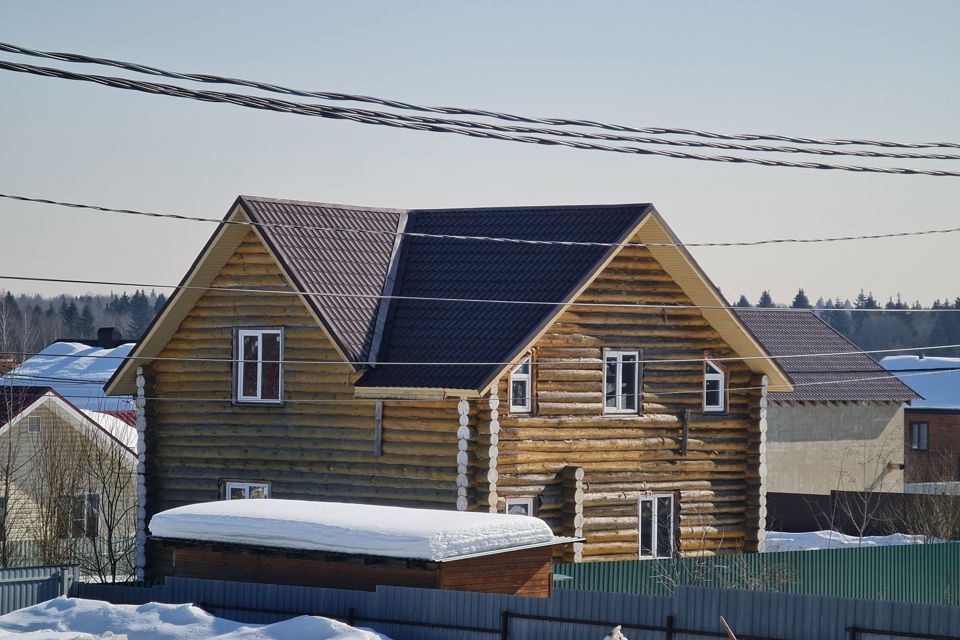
[757,290,775,308]
[734,295,751,308]
[790,288,811,309]
[79,304,95,338]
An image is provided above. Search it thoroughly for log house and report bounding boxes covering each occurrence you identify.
[105,197,791,578]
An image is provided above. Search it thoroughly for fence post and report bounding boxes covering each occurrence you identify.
[666,614,675,640]
[847,627,858,640]
[500,610,510,640]
[347,607,356,627]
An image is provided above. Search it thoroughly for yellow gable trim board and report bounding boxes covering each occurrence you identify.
[105,202,354,396]
[640,210,792,391]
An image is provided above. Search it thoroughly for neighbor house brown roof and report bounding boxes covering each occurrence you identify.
[735,310,919,402]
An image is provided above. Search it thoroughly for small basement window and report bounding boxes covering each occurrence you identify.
[505,496,535,516]
[509,355,532,414]
[703,360,726,412]
[224,481,271,500]
[910,422,929,451]
[235,328,283,404]
[26,416,41,434]
[639,494,674,559]
[604,350,640,414]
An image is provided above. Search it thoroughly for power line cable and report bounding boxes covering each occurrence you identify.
[2,59,960,178]
[2,40,958,151]
[3,365,949,403]
[1,273,958,312]
[2,342,957,370]
[4,192,960,250]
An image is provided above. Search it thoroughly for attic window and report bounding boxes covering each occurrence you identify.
[604,350,640,414]
[26,416,41,434]
[703,360,726,412]
[509,355,532,413]
[235,329,283,404]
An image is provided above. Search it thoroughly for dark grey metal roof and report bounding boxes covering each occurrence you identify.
[240,197,405,364]
[243,197,651,390]
[356,204,651,390]
[735,310,919,402]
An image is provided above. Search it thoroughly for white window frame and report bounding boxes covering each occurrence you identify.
[910,422,929,451]
[604,349,641,415]
[235,328,284,404]
[58,492,100,539]
[638,494,674,560]
[505,496,535,516]
[26,416,41,434]
[703,359,726,413]
[509,355,532,414]
[224,481,271,500]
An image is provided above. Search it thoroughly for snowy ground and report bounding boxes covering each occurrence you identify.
[764,530,932,552]
[0,598,391,640]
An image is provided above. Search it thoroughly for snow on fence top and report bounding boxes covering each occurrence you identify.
[149,499,560,561]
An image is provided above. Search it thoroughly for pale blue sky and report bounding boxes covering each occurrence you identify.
[1,2,958,304]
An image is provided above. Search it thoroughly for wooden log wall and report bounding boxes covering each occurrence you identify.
[483,243,763,562]
[145,231,469,574]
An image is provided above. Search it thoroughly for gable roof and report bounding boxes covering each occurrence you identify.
[107,197,792,397]
[356,203,653,391]
[240,197,406,363]
[5,342,135,411]
[0,386,136,458]
[735,310,919,402]
[0,386,50,425]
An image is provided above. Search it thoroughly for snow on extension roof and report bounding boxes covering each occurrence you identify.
[2,342,135,411]
[881,355,960,409]
[149,499,560,561]
[83,410,138,450]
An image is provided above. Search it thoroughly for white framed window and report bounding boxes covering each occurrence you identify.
[224,481,271,500]
[639,494,674,559]
[505,496,535,516]
[509,355,532,414]
[703,360,726,412]
[910,422,929,451]
[26,416,41,434]
[604,349,640,414]
[235,328,283,404]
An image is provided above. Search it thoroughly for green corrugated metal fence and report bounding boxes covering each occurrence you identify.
[555,542,960,605]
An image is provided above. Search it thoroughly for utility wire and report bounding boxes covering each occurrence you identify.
[3,365,947,403]
[4,192,960,250]
[3,59,960,178]
[1,40,958,152]
[2,342,957,370]
[1,273,958,313]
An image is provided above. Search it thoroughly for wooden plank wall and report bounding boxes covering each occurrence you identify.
[484,243,762,561]
[145,231,464,572]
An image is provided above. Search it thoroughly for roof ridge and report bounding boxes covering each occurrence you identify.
[238,195,409,215]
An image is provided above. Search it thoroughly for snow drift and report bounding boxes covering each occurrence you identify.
[764,530,932,552]
[149,499,557,561]
[0,597,390,639]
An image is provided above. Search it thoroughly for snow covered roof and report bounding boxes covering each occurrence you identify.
[2,342,135,411]
[149,499,568,561]
[881,356,960,410]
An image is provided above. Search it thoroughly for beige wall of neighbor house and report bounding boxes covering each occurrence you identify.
[765,402,905,496]
[0,397,137,572]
